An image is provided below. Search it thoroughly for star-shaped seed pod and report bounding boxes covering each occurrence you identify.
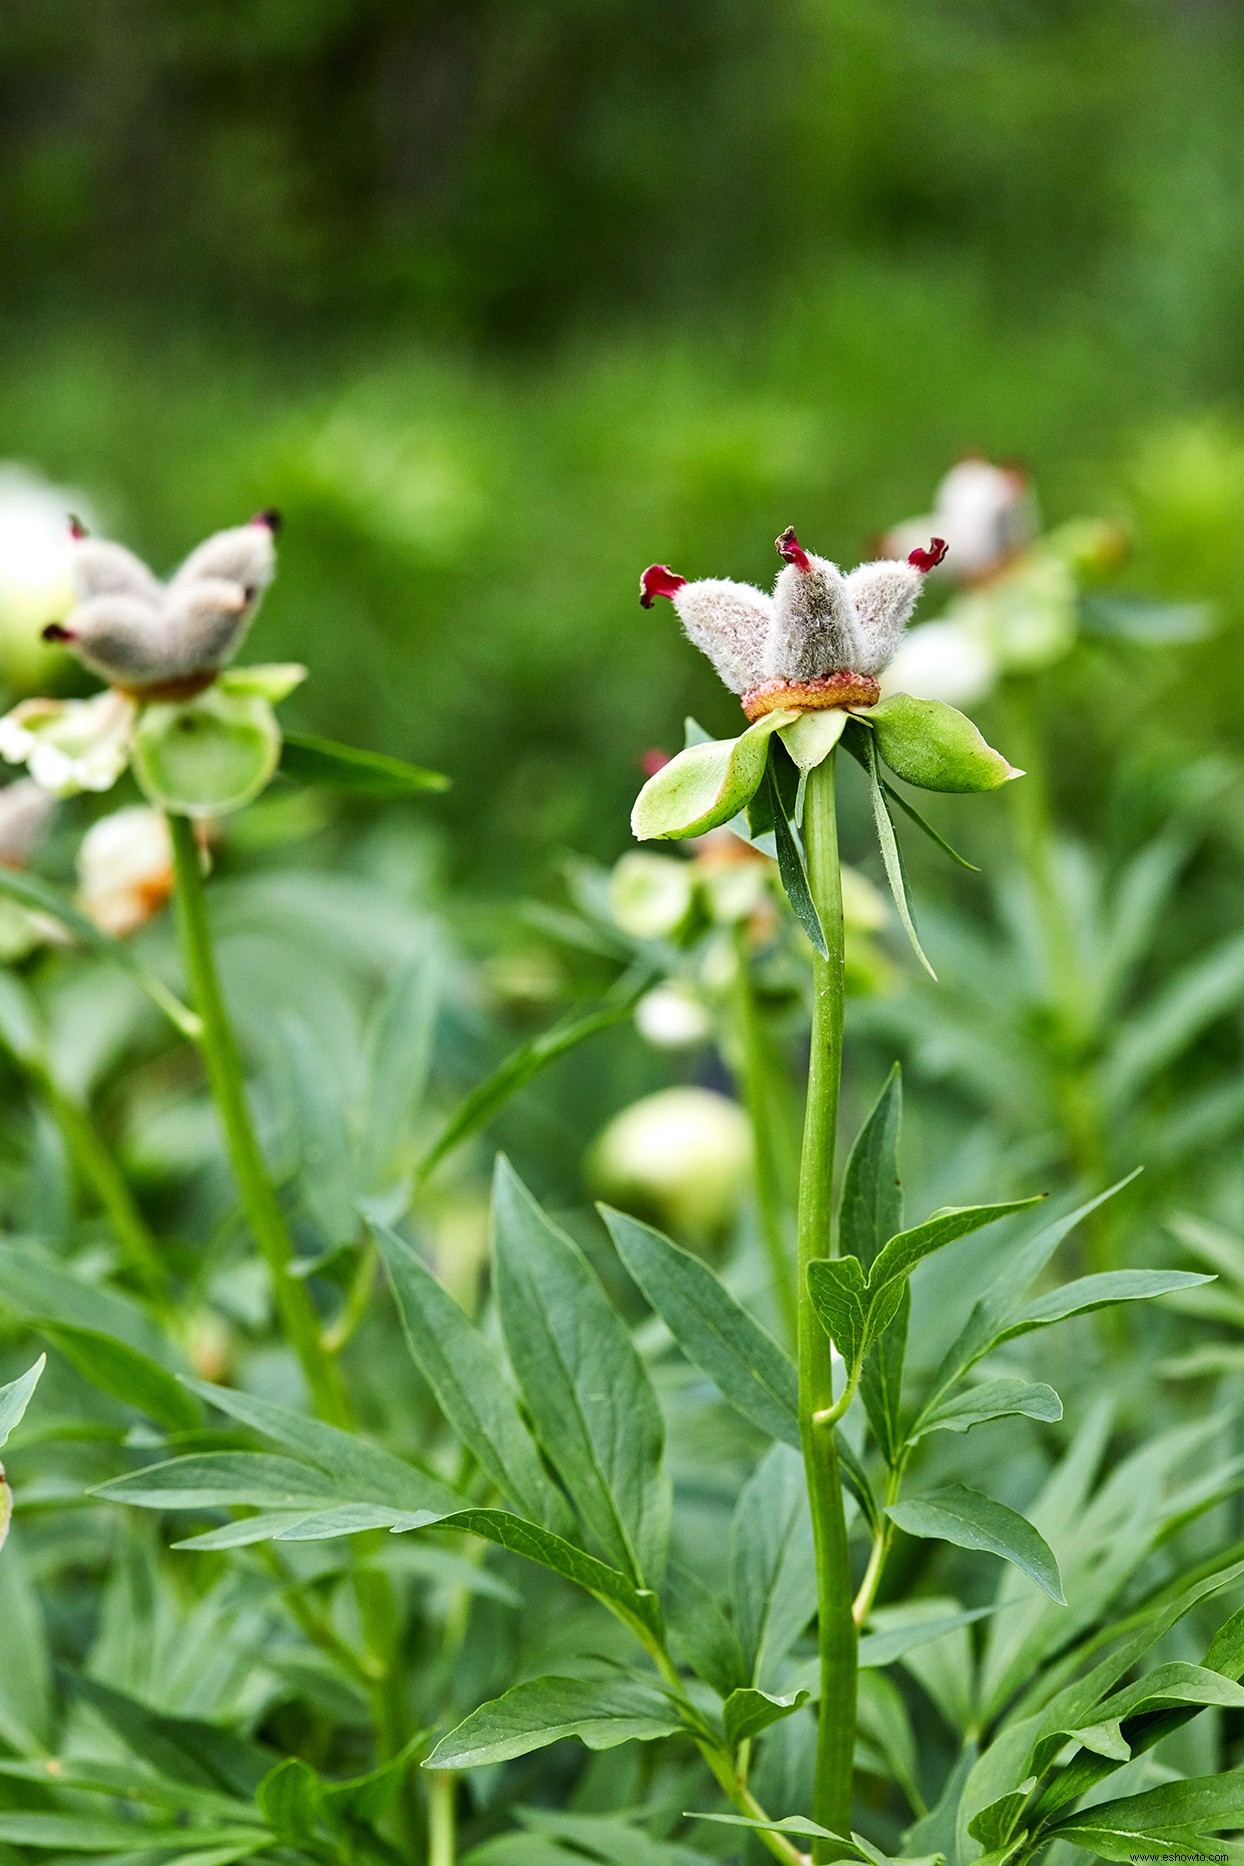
[632,523,1024,977]
[0,516,306,817]
[45,511,279,694]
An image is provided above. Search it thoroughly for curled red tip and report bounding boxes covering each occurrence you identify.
[908,536,949,573]
[640,748,671,777]
[251,508,282,533]
[42,623,74,643]
[639,564,687,609]
[775,526,812,572]
[67,515,87,540]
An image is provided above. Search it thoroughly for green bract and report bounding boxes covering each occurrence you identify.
[0,664,307,818]
[133,669,304,817]
[631,708,796,841]
[861,694,1022,793]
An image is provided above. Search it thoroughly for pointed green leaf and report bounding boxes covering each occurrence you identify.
[869,1196,1043,1294]
[768,762,828,956]
[425,1676,684,1769]
[257,1758,321,1844]
[839,1067,903,1269]
[730,1445,816,1686]
[887,1483,1065,1602]
[722,1686,808,1751]
[374,1223,573,1531]
[862,728,936,978]
[0,1357,44,1449]
[994,1270,1212,1343]
[910,1378,1062,1441]
[280,730,449,796]
[603,1207,798,1449]
[631,711,795,841]
[1046,1768,1244,1850]
[493,1161,670,1583]
[864,695,1021,793]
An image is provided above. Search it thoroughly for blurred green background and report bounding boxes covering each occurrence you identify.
[4,0,1244,883]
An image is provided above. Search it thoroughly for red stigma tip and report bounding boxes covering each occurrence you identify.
[908,536,949,573]
[640,748,671,777]
[639,564,687,609]
[42,623,74,643]
[251,508,282,533]
[67,515,87,540]
[775,527,812,572]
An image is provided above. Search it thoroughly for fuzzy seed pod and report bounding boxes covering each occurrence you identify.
[766,530,862,679]
[49,513,279,692]
[641,567,770,694]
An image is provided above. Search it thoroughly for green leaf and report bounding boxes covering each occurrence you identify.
[133,685,282,817]
[0,1758,258,1825]
[910,1378,1062,1441]
[375,1223,573,1530]
[806,1257,903,1383]
[0,865,200,1038]
[425,1676,685,1769]
[280,730,449,796]
[839,1066,903,1270]
[994,1270,1212,1342]
[493,1160,670,1584]
[862,728,936,979]
[865,694,1021,793]
[887,1483,1065,1602]
[722,1686,808,1751]
[401,1507,663,1641]
[857,1606,994,1668]
[182,1375,461,1514]
[256,1758,321,1843]
[95,1451,351,1511]
[778,708,847,770]
[416,988,640,1184]
[0,1355,44,1449]
[767,761,827,956]
[664,1561,747,1697]
[68,1674,275,1797]
[877,779,981,870]
[868,1196,1043,1294]
[730,1445,816,1686]
[361,950,439,1187]
[1046,1768,1244,1849]
[0,1814,267,1851]
[1099,930,1244,1111]
[602,1207,798,1449]
[44,1324,200,1432]
[631,711,795,840]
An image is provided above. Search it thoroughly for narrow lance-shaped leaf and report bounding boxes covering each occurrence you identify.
[994,1270,1213,1343]
[493,1160,670,1584]
[602,1207,798,1449]
[280,730,449,796]
[868,1195,1044,1294]
[0,1357,44,1450]
[887,1483,1065,1603]
[722,1687,808,1752]
[861,727,936,979]
[730,1444,816,1686]
[425,1676,685,1770]
[767,761,828,957]
[415,984,643,1184]
[374,1222,573,1531]
[910,1377,1062,1441]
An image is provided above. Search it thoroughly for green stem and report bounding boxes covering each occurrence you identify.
[166,812,348,1426]
[34,1065,168,1301]
[796,754,856,1859]
[731,927,798,1345]
[427,1770,456,1866]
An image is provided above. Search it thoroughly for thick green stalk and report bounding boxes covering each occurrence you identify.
[166,813,348,1425]
[731,927,798,1345]
[35,1066,168,1301]
[796,754,857,1856]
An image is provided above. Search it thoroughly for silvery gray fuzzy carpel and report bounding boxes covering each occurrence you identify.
[640,525,947,717]
[43,511,281,695]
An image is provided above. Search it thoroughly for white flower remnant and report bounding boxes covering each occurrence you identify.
[883,455,1037,584]
[0,690,136,796]
[77,806,176,936]
[46,511,280,691]
[640,527,947,717]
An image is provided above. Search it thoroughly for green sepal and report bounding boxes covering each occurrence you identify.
[133,684,282,816]
[778,707,847,771]
[218,662,308,701]
[858,694,1022,794]
[631,709,797,840]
